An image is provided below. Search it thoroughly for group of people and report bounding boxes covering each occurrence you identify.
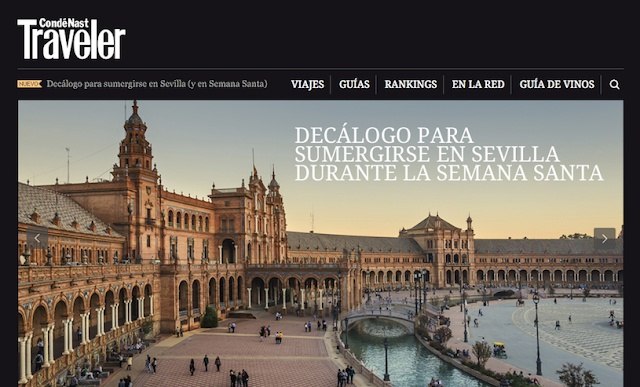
[274,332,284,344]
[144,354,158,374]
[428,377,444,386]
[229,369,249,387]
[228,322,236,333]
[189,355,222,375]
[117,374,133,387]
[511,370,540,385]
[336,365,355,386]
[259,325,271,341]
[455,348,470,357]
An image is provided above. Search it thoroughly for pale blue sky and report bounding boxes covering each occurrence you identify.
[18,100,623,238]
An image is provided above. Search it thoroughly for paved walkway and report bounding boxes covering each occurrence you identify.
[100,310,375,387]
[98,289,624,387]
[440,297,623,387]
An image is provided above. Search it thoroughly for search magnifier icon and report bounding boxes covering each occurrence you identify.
[609,79,620,90]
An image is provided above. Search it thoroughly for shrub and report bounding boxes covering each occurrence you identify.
[141,320,154,335]
[201,306,218,328]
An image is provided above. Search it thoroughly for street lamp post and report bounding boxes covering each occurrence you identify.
[460,278,464,312]
[422,269,427,312]
[383,337,390,382]
[533,292,542,376]
[414,272,421,315]
[463,291,468,342]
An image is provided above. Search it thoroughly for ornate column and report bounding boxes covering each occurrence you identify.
[67,318,74,350]
[18,336,28,384]
[282,288,287,309]
[62,319,70,354]
[98,308,105,336]
[319,288,324,311]
[234,245,238,263]
[126,300,131,324]
[218,246,223,264]
[247,288,252,308]
[47,326,54,365]
[139,297,145,320]
[149,295,155,316]
[41,326,50,367]
[26,333,33,380]
[264,288,269,310]
[81,313,89,344]
[111,305,118,329]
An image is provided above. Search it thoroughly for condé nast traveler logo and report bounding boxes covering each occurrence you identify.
[17,18,126,60]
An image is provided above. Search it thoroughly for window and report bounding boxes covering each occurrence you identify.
[147,235,151,247]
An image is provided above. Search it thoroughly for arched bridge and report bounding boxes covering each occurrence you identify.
[341,305,415,333]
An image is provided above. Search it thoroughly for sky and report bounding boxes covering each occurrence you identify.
[17,100,623,239]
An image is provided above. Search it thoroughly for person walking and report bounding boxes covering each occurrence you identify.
[230,369,237,387]
[237,370,243,387]
[146,354,151,372]
[203,354,209,371]
[241,369,249,387]
[126,355,132,370]
[337,369,344,387]
[215,356,221,372]
[569,315,572,324]
[189,359,195,376]
[176,326,180,337]
[152,357,157,374]
[180,326,184,337]
[231,322,236,333]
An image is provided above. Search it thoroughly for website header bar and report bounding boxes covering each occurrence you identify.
[17,69,623,100]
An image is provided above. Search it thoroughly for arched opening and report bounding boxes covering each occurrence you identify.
[89,293,100,340]
[178,281,188,317]
[208,277,217,308]
[192,279,200,313]
[268,277,283,306]
[228,277,235,308]
[144,284,152,316]
[103,290,114,332]
[219,277,226,307]
[222,239,235,263]
[131,286,140,321]
[73,296,85,348]
[251,277,266,308]
[237,276,244,306]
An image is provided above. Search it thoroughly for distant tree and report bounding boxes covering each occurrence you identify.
[435,326,452,345]
[560,233,593,239]
[201,306,218,328]
[472,341,492,369]
[547,285,555,296]
[582,288,591,298]
[556,362,599,387]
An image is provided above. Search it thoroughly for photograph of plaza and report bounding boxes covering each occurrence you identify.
[18,100,623,387]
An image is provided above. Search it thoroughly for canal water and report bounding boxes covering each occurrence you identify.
[341,319,491,387]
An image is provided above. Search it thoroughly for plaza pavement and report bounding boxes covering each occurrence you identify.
[100,309,377,387]
[439,296,623,387]
[99,288,624,387]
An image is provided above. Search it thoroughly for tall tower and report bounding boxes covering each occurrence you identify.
[111,101,160,262]
[267,168,286,263]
